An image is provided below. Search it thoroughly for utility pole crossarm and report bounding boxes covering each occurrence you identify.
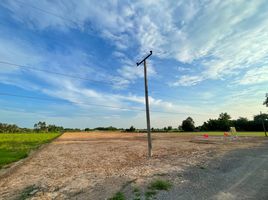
[136,51,152,66]
[137,51,153,158]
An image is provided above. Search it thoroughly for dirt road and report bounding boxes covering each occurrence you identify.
[0,132,266,199]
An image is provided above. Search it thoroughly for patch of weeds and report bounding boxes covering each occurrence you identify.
[144,179,172,200]
[145,190,157,200]
[17,185,39,200]
[197,164,206,169]
[149,179,172,191]
[132,187,141,200]
[109,192,126,200]
[133,187,140,193]
[177,173,183,178]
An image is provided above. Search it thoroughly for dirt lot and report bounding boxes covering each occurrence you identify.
[0,132,266,199]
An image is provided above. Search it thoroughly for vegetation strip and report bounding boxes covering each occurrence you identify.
[0,133,60,168]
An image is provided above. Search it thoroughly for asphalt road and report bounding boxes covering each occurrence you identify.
[157,141,268,200]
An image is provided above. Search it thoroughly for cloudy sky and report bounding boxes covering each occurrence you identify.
[0,0,267,128]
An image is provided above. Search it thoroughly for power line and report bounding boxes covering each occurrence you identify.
[0,92,143,112]
[13,0,94,32]
[0,92,207,116]
[0,60,146,93]
[0,106,122,118]
[2,1,207,100]
[0,60,210,103]
[0,60,112,84]
[0,20,93,58]
[1,2,222,104]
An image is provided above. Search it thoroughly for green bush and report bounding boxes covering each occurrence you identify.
[149,179,172,191]
[108,192,126,200]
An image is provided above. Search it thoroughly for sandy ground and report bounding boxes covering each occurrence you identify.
[0,132,265,200]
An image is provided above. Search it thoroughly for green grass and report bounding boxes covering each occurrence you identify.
[108,192,126,200]
[17,185,39,200]
[133,187,141,200]
[145,179,172,200]
[149,179,172,191]
[0,133,60,168]
[182,132,267,137]
[145,190,157,200]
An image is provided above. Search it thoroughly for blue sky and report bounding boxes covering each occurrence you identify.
[0,0,267,128]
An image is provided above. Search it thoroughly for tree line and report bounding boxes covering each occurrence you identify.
[0,121,64,133]
[1,112,267,133]
[180,112,268,132]
[179,94,268,132]
[0,122,124,133]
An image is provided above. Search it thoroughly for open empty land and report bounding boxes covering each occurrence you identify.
[0,132,267,199]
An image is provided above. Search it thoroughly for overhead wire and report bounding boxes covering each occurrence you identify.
[0,60,146,93]
[0,60,209,103]
[0,2,204,101]
[2,1,183,97]
[13,0,94,32]
[0,106,123,118]
[0,0,215,114]
[0,92,209,116]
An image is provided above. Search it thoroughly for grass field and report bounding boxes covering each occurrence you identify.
[185,132,267,137]
[0,133,60,168]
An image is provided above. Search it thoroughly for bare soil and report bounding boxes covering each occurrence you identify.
[0,132,265,200]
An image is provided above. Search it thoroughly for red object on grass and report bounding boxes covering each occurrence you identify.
[224,132,229,136]
[203,134,209,138]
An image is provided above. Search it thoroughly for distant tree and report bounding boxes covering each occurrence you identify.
[263,93,268,107]
[237,117,248,122]
[178,125,183,131]
[94,126,117,131]
[201,112,268,132]
[218,113,231,121]
[254,113,268,121]
[167,126,172,131]
[129,126,135,132]
[34,121,47,132]
[233,117,249,131]
[47,124,64,132]
[126,126,136,132]
[181,117,195,131]
[0,123,20,133]
[217,113,232,131]
[106,126,118,131]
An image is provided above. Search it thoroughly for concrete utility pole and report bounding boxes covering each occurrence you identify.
[137,51,153,157]
[260,111,267,137]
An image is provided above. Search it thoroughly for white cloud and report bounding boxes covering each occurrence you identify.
[176,66,192,72]
[0,37,42,72]
[173,75,204,86]
[4,0,268,67]
[1,0,267,128]
[237,66,268,85]
[115,60,156,88]
[172,0,268,86]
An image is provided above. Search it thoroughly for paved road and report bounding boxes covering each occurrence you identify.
[158,141,268,200]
